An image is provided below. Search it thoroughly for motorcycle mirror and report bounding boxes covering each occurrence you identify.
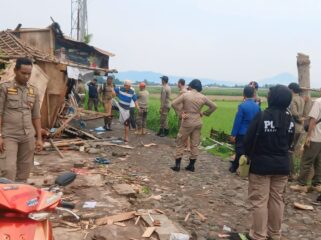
[54,172,77,186]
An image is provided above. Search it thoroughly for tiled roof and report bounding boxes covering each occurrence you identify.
[0,30,56,62]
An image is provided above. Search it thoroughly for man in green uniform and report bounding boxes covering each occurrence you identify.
[0,58,43,181]
[171,79,217,172]
[157,75,171,137]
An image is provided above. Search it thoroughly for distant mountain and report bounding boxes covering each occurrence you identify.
[115,71,234,86]
[115,70,297,87]
[258,73,296,87]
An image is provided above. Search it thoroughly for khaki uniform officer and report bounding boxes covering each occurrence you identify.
[176,79,188,129]
[171,79,217,172]
[0,58,43,181]
[288,83,305,179]
[100,76,116,130]
[136,82,149,135]
[157,75,171,137]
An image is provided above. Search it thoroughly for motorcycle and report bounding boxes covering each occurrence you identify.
[0,172,79,240]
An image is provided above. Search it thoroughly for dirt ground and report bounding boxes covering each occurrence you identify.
[31,118,321,240]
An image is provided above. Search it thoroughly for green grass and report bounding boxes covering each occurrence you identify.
[137,86,320,98]
[146,97,267,138]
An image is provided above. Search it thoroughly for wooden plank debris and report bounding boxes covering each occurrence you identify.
[114,222,126,227]
[78,108,110,117]
[155,209,165,215]
[95,211,136,226]
[44,140,85,148]
[94,142,134,149]
[66,125,99,140]
[49,139,64,159]
[194,210,207,222]
[184,212,191,222]
[53,114,77,138]
[294,202,314,210]
[142,227,156,238]
[135,216,141,225]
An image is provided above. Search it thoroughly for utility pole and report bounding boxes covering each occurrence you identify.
[70,0,88,41]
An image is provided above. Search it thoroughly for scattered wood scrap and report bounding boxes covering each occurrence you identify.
[194,210,207,222]
[114,222,126,227]
[95,142,134,149]
[53,114,77,138]
[142,227,156,238]
[49,139,64,159]
[154,209,165,215]
[95,211,136,226]
[294,202,314,210]
[135,216,141,225]
[184,212,191,222]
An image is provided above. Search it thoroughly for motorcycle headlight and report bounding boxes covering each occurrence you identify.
[28,212,51,221]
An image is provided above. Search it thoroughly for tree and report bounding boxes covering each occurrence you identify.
[84,34,93,44]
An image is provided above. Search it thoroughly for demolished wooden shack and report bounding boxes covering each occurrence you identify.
[0,21,115,130]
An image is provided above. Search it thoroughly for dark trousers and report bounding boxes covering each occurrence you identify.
[298,142,321,186]
[88,98,99,112]
[129,107,136,129]
[231,135,245,171]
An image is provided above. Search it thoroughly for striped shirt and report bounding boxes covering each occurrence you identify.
[114,87,137,110]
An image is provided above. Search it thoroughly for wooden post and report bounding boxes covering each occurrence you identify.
[297,53,312,116]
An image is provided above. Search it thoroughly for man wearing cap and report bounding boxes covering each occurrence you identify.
[157,76,171,137]
[114,80,139,142]
[171,79,217,172]
[136,82,149,135]
[288,82,305,179]
[100,76,116,130]
[87,78,99,112]
[0,57,43,181]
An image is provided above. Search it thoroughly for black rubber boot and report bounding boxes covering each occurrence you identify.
[159,128,166,137]
[185,159,196,172]
[171,158,181,172]
[164,128,169,136]
[156,128,163,136]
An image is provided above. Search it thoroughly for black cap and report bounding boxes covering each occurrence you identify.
[288,82,301,94]
[188,79,203,92]
[160,76,169,82]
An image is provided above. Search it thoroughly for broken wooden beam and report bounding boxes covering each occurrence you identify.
[66,125,99,140]
[142,227,156,238]
[53,114,77,138]
[49,139,64,159]
[78,108,110,117]
[95,211,136,226]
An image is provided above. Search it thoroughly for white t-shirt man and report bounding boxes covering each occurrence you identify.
[309,98,321,142]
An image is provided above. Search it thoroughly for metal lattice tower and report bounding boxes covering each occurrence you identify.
[70,0,88,41]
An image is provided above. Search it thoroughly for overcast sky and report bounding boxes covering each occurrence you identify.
[1,0,320,87]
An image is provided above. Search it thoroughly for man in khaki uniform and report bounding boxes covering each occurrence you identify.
[157,75,171,137]
[136,82,149,135]
[176,79,188,128]
[171,79,217,172]
[100,76,116,130]
[288,83,305,179]
[176,79,190,150]
[291,88,321,193]
[0,58,43,181]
